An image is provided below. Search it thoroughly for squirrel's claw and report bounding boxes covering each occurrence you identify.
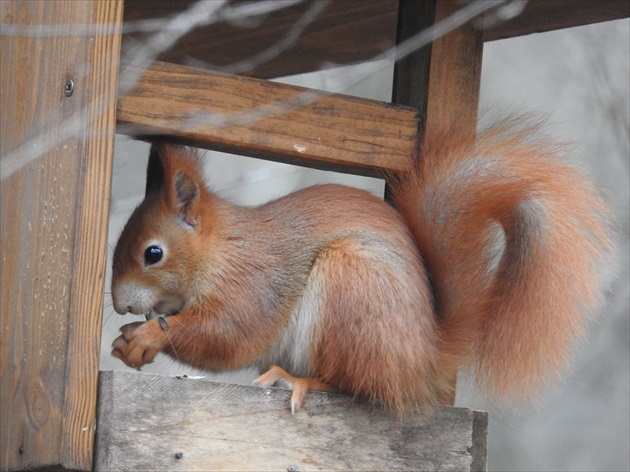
[254,365,336,414]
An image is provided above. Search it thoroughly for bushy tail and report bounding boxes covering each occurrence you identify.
[392,122,612,402]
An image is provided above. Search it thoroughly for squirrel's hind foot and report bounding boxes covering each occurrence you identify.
[254,365,336,414]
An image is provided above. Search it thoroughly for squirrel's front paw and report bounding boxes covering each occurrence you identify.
[111,320,166,369]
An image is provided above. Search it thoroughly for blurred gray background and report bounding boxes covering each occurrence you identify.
[102,18,629,471]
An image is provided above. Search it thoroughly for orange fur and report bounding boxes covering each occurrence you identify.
[111,124,611,413]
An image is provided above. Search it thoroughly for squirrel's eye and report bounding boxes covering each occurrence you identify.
[144,245,163,266]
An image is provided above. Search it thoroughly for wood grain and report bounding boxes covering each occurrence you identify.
[94,370,488,471]
[123,0,399,79]
[423,0,484,145]
[117,61,418,177]
[0,1,122,470]
[121,0,629,79]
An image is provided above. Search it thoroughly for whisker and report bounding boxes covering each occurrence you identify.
[162,316,183,364]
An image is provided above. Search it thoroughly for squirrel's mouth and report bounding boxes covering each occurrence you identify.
[144,304,180,321]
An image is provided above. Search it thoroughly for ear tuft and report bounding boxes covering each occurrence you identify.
[174,170,200,227]
[175,171,198,205]
[143,141,204,227]
[145,143,167,196]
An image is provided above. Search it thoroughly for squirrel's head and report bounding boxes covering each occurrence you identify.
[111,142,218,317]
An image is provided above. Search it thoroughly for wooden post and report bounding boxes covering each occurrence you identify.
[391,0,483,187]
[392,0,437,129]
[391,0,484,404]
[423,0,483,143]
[0,1,123,470]
[391,0,483,180]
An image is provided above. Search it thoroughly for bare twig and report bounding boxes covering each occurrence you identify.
[1,0,307,179]
[1,0,516,180]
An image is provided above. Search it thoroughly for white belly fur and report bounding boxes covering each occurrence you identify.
[259,273,323,377]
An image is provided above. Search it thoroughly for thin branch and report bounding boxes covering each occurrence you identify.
[1,0,515,180]
[185,0,330,75]
[127,0,507,132]
[0,0,306,37]
[1,0,305,179]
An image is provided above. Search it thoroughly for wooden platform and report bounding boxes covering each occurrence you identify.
[95,370,488,471]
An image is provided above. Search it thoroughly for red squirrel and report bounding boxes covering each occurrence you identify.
[111,123,611,414]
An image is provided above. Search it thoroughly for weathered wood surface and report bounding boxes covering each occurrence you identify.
[0,1,122,470]
[117,61,418,177]
[95,370,487,471]
[122,0,629,79]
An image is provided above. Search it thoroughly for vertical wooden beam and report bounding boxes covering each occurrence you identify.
[392,0,483,146]
[391,0,484,404]
[0,1,122,470]
[392,0,437,131]
[423,0,484,143]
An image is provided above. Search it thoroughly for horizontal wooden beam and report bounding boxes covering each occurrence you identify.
[122,0,629,79]
[94,370,488,471]
[117,61,418,176]
[123,0,400,80]
[484,0,630,41]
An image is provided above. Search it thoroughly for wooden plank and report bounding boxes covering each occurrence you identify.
[0,1,123,470]
[121,0,629,79]
[116,61,418,176]
[122,0,399,79]
[94,370,488,471]
[482,0,630,41]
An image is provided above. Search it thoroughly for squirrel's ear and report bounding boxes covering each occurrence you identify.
[145,142,166,197]
[172,170,200,228]
[146,141,202,227]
